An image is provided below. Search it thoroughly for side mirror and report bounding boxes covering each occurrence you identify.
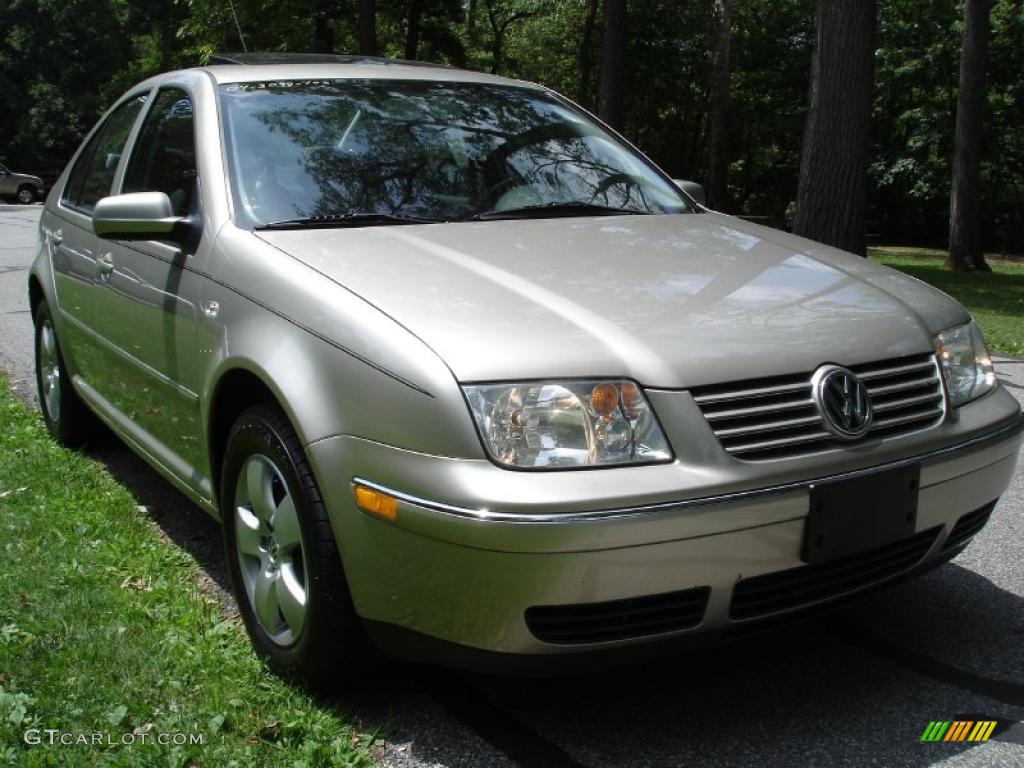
[673,179,706,206]
[92,192,189,243]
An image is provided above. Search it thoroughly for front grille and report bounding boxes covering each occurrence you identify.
[691,354,945,460]
[941,502,996,552]
[729,527,940,620]
[525,586,710,645]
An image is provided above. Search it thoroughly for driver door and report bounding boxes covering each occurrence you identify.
[89,86,206,477]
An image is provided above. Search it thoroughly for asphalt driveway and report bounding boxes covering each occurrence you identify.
[1,205,1022,767]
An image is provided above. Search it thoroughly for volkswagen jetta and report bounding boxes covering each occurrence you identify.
[29,53,1023,684]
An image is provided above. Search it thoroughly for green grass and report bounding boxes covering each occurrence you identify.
[0,386,375,767]
[869,246,1024,358]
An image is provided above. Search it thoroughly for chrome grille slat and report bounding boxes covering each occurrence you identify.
[871,392,943,413]
[872,409,943,430]
[692,380,808,405]
[691,354,945,460]
[702,398,815,421]
[726,430,835,455]
[856,360,935,380]
[714,414,824,438]
[865,378,938,397]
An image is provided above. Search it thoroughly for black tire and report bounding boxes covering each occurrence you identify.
[16,185,35,204]
[221,404,372,688]
[34,301,97,446]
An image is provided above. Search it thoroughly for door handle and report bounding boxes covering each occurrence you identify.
[97,252,115,278]
[51,229,62,247]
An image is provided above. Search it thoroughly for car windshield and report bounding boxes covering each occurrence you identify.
[219,79,692,227]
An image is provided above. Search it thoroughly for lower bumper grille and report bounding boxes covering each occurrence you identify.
[525,586,710,645]
[730,527,940,620]
[941,502,996,552]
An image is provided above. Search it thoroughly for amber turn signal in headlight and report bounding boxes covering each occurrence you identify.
[353,485,398,520]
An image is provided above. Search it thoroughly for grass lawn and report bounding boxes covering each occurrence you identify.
[869,246,1024,357]
[0,385,375,767]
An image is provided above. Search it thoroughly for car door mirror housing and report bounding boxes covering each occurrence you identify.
[92,192,192,243]
[673,179,706,206]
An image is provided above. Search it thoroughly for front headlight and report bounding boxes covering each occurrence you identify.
[462,379,673,468]
[934,321,996,407]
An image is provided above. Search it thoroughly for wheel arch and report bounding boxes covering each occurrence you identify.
[207,365,293,509]
[28,272,44,318]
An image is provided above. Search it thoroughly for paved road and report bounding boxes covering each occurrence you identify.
[1,206,1022,767]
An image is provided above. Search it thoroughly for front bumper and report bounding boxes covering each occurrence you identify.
[306,398,1023,664]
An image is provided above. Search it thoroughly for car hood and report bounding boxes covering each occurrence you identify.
[255,212,968,387]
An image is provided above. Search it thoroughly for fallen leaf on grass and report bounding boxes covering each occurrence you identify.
[120,577,152,592]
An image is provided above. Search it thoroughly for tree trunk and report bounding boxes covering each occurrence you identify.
[579,0,600,111]
[358,0,378,56]
[468,0,478,40]
[947,0,992,271]
[405,0,425,61]
[793,0,875,256]
[313,5,334,53]
[707,0,732,210]
[598,0,626,130]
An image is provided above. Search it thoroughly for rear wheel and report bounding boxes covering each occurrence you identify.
[221,404,372,688]
[16,185,35,204]
[34,301,97,446]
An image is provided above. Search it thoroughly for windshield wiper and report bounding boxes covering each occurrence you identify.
[256,212,443,229]
[467,201,652,221]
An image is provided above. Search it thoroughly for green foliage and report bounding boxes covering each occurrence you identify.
[0,386,375,767]
[870,246,1024,355]
[0,0,1020,251]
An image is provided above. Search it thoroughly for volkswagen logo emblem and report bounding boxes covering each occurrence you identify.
[812,365,873,439]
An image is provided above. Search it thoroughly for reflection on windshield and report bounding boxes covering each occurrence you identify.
[220,79,690,226]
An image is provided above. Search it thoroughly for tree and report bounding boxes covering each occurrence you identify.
[405,0,424,60]
[947,0,992,271]
[313,0,335,53]
[578,0,600,110]
[598,0,626,130]
[482,0,539,74]
[793,0,875,255]
[358,0,378,56]
[707,0,732,210]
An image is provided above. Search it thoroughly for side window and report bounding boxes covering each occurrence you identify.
[122,89,197,217]
[62,95,147,213]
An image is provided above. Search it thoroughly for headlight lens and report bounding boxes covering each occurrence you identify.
[934,321,996,407]
[463,380,673,468]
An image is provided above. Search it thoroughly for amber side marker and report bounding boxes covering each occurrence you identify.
[353,485,398,521]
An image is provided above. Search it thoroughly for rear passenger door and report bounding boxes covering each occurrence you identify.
[49,94,147,382]
[89,87,206,477]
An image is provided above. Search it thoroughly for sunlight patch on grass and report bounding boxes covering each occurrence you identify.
[869,247,1024,357]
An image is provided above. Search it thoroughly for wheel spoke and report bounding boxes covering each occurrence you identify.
[277,566,307,636]
[245,458,274,522]
[43,325,56,359]
[235,507,264,557]
[272,494,301,550]
[253,570,280,632]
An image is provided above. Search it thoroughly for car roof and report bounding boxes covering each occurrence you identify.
[197,52,532,88]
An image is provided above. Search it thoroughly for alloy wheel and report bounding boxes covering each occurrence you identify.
[233,454,307,645]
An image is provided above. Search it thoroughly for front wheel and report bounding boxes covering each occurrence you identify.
[16,185,36,204]
[221,404,372,688]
